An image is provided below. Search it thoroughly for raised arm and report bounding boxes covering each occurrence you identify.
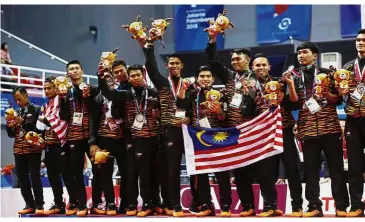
[143,43,168,90]
[205,38,234,84]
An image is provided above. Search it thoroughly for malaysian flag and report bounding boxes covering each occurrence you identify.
[36,95,68,146]
[182,107,283,175]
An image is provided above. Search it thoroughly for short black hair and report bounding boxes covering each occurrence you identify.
[195,65,212,77]
[66,60,83,71]
[251,53,269,67]
[358,29,365,35]
[12,86,27,95]
[296,42,319,55]
[252,53,268,62]
[112,59,127,70]
[127,64,144,75]
[44,76,56,85]
[1,42,8,50]
[231,48,252,58]
[166,53,183,63]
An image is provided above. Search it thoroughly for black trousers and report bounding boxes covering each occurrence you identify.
[280,127,303,209]
[14,153,44,207]
[126,137,158,207]
[66,139,90,206]
[345,116,365,209]
[44,143,76,205]
[191,171,232,207]
[92,137,127,204]
[114,138,127,210]
[234,155,278,209]
[151,140,170,207]
[162,126,185,207]
[302,133,349,210]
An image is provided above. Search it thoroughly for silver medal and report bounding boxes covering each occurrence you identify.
[19,130,24,138]
[235,82,242,90]
[136,113,144,122]
[79,82,87,90]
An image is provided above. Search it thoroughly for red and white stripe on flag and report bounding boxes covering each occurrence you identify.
[43,95,68,146]
[183,107,284,175]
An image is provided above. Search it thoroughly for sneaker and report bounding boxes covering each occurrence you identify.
[196,204,214,217]
[189,202,200,213]
[90,203,106,215]
[126,204,137,216]
[65,203,77,216]
[290,207,303,217]
[44,203,66,215]
[163,206,173,216]
[137,204,152,217]
[76,205,88,217]
[220,204,231,217]
[303,205,323,217]
[257,206,276,217]
[106,203,117,216]
[239,205,255,217]
[347,208,364,217]
[35,206,44,215]
[153,203,164,214]
[172,205,184,217]
[18,205,35,215]
[335,209,347,217]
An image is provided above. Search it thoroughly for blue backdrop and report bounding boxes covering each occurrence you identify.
[340,5,361,38]
[174,5,224,52]
[256,5,312,45]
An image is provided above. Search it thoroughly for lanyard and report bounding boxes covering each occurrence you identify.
[131,87,148,118]
[196,88,202,121]
[70,87,84,113]
[257,81,268,105]
[301,67,318,99]
[354,59,365,81]
[234,70,252,84]
[168,76,182,99]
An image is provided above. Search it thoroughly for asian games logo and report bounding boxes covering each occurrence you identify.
[278,17,292,31]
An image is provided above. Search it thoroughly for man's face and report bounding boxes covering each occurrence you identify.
[67,64,83,83]
[166,57,183,77]
[112,65,128,83]
[231,53,249,72]
[197,71,215,89]
[43,82,57,99]
[13,91,28,108]
[356,33,365,54]
[128,69,145,87]
[252,57,270,79]
[297,49,317,66]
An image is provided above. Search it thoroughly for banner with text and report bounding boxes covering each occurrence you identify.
[340,5,362,38]
[174,5,224,52]
[256,5,312,45]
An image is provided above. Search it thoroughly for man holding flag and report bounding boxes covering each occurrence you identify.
[37,76,76,215]
[176,66,231,217]
[204,34,283,217]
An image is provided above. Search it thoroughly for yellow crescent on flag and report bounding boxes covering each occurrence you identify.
[196,130,212,147]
